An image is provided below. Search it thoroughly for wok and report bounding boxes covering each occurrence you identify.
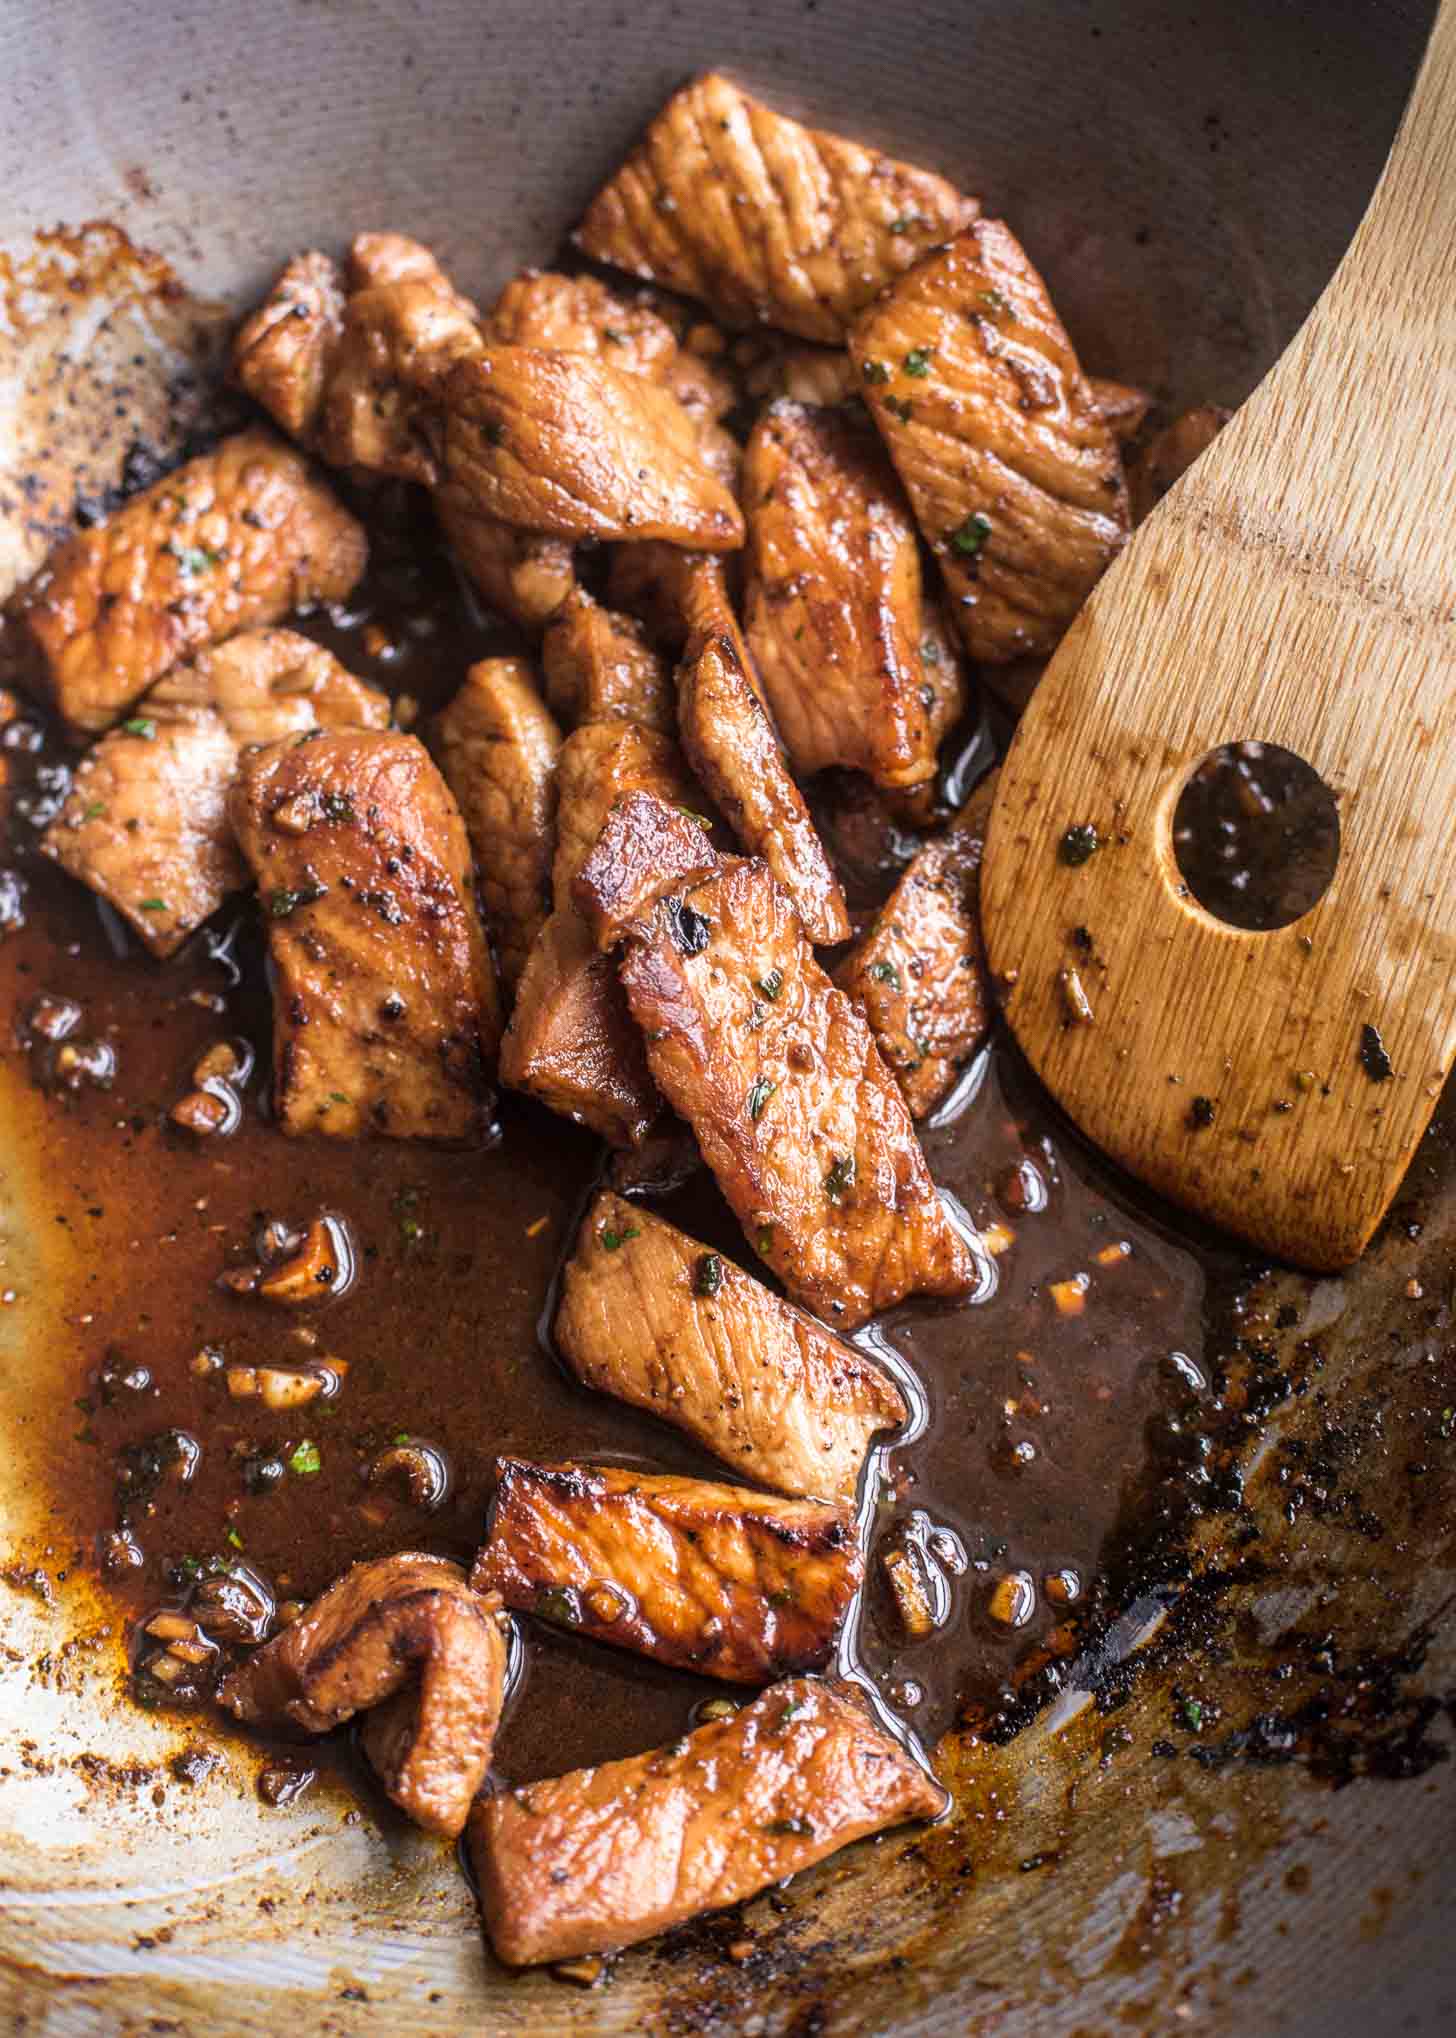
[1,2,1453,2031]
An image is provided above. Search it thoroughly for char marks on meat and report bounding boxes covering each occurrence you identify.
[218,1552,506,1838]
[229,728,501,1140]
[849,220,1129,664]
[575,72,977,343]
[619,855,974,1326]
[471,1674,945,1964]
[836,770,997,1117]
[433,348,744,549]
[473,1458,861,1683]
[556,1190,905,1498]
[3,429,368,738]
[43,629,386,958]
[745,398,961,791]
[435,658,562,990]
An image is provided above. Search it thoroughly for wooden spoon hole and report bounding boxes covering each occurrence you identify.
[1171,741,1340,932]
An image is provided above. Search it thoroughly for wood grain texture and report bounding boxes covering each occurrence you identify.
[981,1,1456,1271]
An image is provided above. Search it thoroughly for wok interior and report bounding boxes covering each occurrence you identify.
[2,2,1453,2032]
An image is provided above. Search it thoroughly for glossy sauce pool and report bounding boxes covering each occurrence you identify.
[0,494,1249,1792]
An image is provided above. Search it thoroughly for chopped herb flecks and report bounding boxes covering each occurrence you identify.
[268,880,327,918]
[903,347,934,377]
[694,1252,723,1299]
[1359,1023,1394,1083]
[950,512,992,557]
[823,1155,855,1202]
[755,970,784,1002]
[600,1224,640,1252]
[747,1077,776,1121]
[869,961,902,991]
[288,1439,321,1476]
[122,718,157,739]
[1059,823,1100,867]
[861,358,893,384]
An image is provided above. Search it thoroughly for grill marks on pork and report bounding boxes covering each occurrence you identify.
[435,659,562,990]
[470,1675,945,1965]
[217,1552,506,1838]
[42,629,386,958]
[836,770,997,1118]
[744,399,960,791]
[849,220,1129,665]
[618,856,974,1326]
[2,429,368,738]
[541,586,674,734]
[575,72,977,344]
[556,1191,906,1498]
[231,251,347,445]
[228,729,501,1141]
[432,348,744,549]
[473,1459,861,1683]
[678,631,849,946]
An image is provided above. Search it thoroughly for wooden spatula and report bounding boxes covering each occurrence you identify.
[980,1,1456,1271]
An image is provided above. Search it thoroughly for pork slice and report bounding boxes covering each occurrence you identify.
[678,629,849,945]
[217,1550,506,1838]
[319,278,483,484]
[744,398,960,791]
[3,429,367,738]
[228,728,501,1140]
[556,1189,905,1498]
[849,220,1129,664]
[472,1458,859,1683]
[498,907,658,1147]
[574,71,977,344]
[1129,403,1231,524]
[836,771,997,1117]
[433,348,743,549]
[42,629,385,958]
[551,720,704,910]
[435,658,562,990]
[484,268,680,377]
[540,586,673,734]
[572,791,721,951]
[231,251,347,444]
[619,856,974,1326]
[1089,374,1154,446]
[470,1674,944,1964]
[434,495,576,631]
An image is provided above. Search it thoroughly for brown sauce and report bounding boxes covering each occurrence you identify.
[0,479,1249,1796]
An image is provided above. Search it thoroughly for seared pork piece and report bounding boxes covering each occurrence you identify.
[500,720,698,1139]
[836,771,996,1117]
[619,856,973,1326]
[435,659,562,989]
[231,251,347,444]
[229,729,500,1140]
[744,400,952,791]
[557,1191,906,1498]
[485,269,679,377]
[43,630,385,958]
[319,279,482,484]
[540,587,673,733]
[346,231,469,294]
[552,720,703,907]
[473,1459,860,1682]
[1089,375,1153,446]
[916,592,970,753]
[3,430,367,739]
[1130,403,1231,524]
[849,221,1130,664]
[499,908,658,1146]
[678,630,849,945]
[607,1115,703,1196]
[575,72,977,344]
[471,1675,944,1965]
[433,348,744,548]
[740,339,860,408]
[573,791,721,950]
[433,496,575,631]
[218,1552,505,1839]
